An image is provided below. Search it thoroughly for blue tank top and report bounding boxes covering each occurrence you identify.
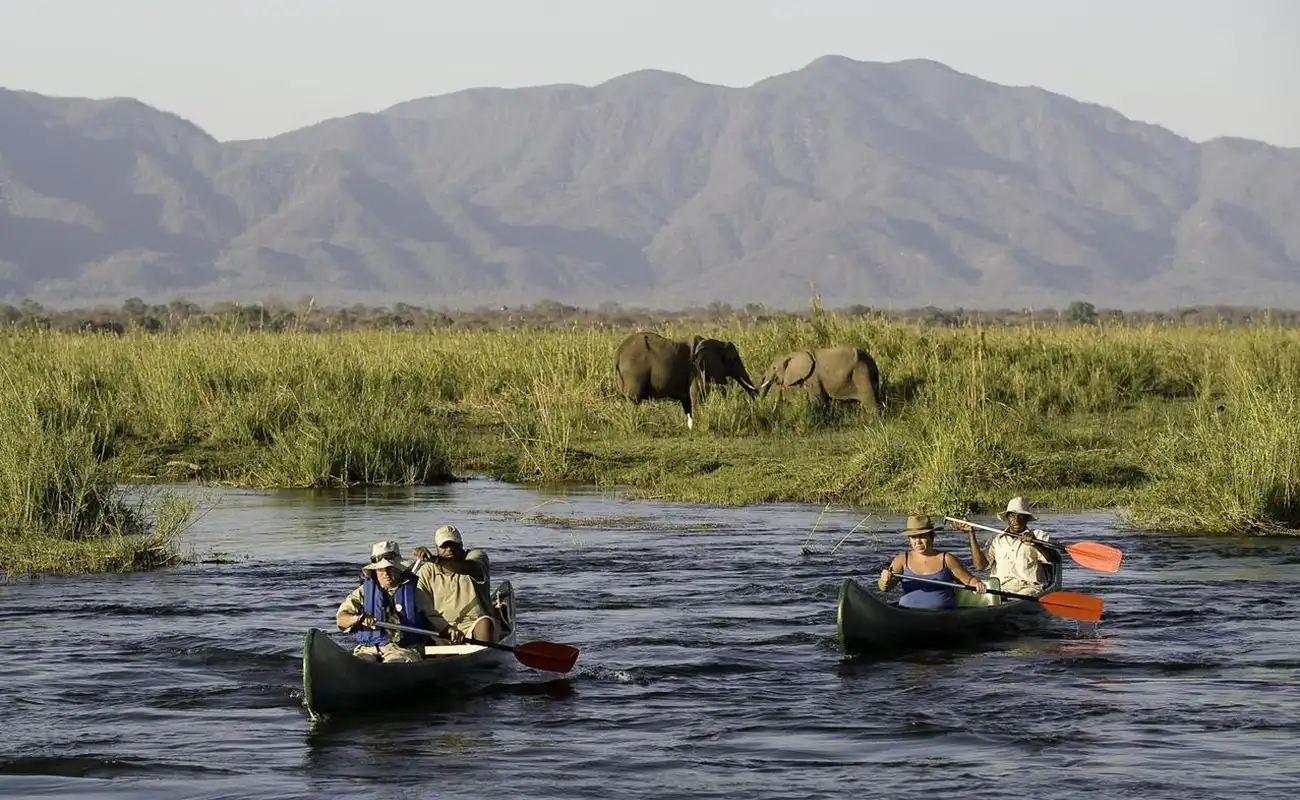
[899,551,956,609]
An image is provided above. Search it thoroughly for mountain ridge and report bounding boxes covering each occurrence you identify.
[1,55,1297,310]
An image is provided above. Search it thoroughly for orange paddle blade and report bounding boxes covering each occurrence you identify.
[1038,591,1104,623]
[514,640,580,674]
[1066,541,1123,574]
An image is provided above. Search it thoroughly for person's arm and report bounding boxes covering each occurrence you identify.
[416,590,463,644]
[434,556,485,581]
[945,554,987,594]
[952,522,991,571]
[878,554,904,592]
[335,586,372,632]
[1025,529,1060,564]
[1011,528,1058,563]
[414,545,485,581]
[968,527,991,571]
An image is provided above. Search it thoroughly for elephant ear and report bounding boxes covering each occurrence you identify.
[782,351,815,385]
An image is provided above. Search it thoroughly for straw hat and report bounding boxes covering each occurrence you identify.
[996,496,1037,521]
[899,514,937,536]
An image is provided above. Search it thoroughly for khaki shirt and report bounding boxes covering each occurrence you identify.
[415,550,492,629]
[984,529,1053,593]
[337,574,445,647]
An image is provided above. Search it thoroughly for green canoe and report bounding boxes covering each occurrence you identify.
[836,565,1063,655]
[302,580,517,719]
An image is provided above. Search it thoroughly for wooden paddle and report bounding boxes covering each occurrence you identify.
[943,515,1123,574]
[374,620,580,674]
[890,572,1105,623]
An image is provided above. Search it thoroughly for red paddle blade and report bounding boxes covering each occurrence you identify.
[514,641,580,673]
[1038,591,1104,623]
[1066,541,1123,573]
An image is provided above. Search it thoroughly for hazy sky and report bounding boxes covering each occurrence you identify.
[1,0,1297,146]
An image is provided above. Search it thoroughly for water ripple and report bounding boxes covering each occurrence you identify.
[2,483,1299,799]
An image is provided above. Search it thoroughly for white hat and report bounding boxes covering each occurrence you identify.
[434,525,463,547]
[996,496,1037,521]
[361,540,406,571]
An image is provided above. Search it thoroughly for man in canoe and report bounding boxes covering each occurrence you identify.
[878,514,988,609]
[335,540,465,663]
[953,496,1061,596]
[412,525,498,644]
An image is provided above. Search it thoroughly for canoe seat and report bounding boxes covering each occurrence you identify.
[955,576,1002,607]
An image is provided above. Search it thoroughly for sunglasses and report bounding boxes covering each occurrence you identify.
[370,552,400,564]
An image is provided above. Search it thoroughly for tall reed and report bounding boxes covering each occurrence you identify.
[2,314,1299,540]
[0,335,195,573]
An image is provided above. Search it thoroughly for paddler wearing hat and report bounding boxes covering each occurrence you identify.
[878,514,988,609]
[951,497,1061,596]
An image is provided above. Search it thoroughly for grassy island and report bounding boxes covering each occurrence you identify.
[4,303,1298,573]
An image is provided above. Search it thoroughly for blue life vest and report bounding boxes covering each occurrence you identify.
[353,570,431,647]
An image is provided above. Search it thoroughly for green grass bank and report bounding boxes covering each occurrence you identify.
[4,312,1299,573]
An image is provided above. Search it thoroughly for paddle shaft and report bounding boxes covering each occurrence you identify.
[944,515,1123,575]
[890,571,1044,603]
[373,620,514,654]
[943,515,1064,552]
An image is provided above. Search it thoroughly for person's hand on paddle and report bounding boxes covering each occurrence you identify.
[969,579,988,594]
[878,567,898,591]
[344,613,377,631]
[951,521,973,534]
[441,625,466,644]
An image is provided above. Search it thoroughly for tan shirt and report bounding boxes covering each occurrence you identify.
[415,550,492,630]
[337,574,445,647]
[984,529,1053,593]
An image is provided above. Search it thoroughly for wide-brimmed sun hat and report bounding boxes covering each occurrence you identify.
[997,496,1037,521]
[900,514,937,535]
[361,540,407,571]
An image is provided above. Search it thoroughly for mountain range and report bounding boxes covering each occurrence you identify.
[1,55,1297,310]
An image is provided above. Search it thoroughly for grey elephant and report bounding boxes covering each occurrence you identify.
[614,332,758,429]
[757,345,882,410]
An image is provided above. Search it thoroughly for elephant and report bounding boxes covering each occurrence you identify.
[757,345,882,410]
[614,331,758,429]
[78,319,125,336]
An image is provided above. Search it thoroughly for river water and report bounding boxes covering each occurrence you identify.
[1,479,1297,799]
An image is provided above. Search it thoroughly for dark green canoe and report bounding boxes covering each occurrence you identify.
[302,580,517,719]
[836,565,1063,655]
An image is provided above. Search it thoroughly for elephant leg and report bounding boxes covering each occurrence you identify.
[854,372,879,410]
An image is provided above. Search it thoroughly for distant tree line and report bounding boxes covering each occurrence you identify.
[3,296,1300,334]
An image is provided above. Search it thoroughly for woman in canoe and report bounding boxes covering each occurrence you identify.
[878,515,987,609]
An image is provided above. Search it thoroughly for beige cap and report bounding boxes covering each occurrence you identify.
[434,525,463,547]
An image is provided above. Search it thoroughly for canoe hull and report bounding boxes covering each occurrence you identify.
[303,579,518,718]
[836,566,1063,655]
